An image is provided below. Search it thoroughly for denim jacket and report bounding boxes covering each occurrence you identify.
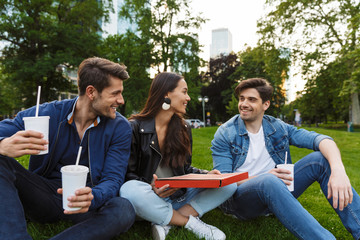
[211,114,332,173]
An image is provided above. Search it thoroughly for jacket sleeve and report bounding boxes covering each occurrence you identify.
[125,119,150,183]
[0,108,33,140]
[90,117,132,210]
[211,125,234,173]
[284,121,333,150]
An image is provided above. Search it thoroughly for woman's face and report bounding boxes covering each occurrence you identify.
[167,79,191,114]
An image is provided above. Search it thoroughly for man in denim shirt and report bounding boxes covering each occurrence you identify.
[211,78,360,239]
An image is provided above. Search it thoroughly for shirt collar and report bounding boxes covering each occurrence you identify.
[67,97,101,127]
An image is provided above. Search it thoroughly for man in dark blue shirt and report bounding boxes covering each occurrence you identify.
[0,57,135,239]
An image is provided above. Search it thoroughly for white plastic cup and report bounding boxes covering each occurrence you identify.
[23,116,50,155]
[60,165,89,211]
[277,164,294,192]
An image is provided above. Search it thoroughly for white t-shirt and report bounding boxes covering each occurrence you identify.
[235,126,275,176]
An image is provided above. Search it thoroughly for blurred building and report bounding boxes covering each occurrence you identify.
[210,28,233,58]
[99,0,138,37]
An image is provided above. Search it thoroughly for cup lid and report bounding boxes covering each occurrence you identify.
[61,165,89,174]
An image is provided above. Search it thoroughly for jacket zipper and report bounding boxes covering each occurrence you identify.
[150,144,163,168]
[41,120,64,176]
[87,129,94,187]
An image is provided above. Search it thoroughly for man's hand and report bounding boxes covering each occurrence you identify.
[319,138,353,211]
[151,174,179,198]
[57,187,93,214]
[0,130,48,158]
[327,168,353,211]
[269,168,293,186]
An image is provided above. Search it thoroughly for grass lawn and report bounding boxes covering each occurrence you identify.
[20,126,360,239]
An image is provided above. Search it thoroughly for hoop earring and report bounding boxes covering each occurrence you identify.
[162,98,171,110]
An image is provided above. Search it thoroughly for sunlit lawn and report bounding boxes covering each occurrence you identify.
[18,126,360,239]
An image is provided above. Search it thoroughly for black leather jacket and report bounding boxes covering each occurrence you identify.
[125,118,207,198]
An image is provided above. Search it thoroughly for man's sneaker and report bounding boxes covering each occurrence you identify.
[185,215,226,240]
[151,223,172,240]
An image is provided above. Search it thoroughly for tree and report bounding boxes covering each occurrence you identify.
[119,0,207,117]
[0,0,111,108]
[99,31,152,116]
[258,0,360,124]
[201,53,240,123]
[228,46,290,117]
[296,56,349,124]
[0,64,21,117]
[121,0,206,73]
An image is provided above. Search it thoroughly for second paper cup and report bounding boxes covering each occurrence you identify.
[277,163,294,192]
[61,165,89,211]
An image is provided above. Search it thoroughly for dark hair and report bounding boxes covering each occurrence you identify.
[235,78,273,102]
[77,57,129,96]
[130,72,191,168]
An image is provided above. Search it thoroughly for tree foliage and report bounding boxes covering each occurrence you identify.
[120,0,206,73]
[99,31,152,117]
[201,53,240,122]
[118,0,206,117]
[229,46,290,118]
[258,0,360,123]
[0,0,110,109]
[0,64,21,117]
[296,56,350,124]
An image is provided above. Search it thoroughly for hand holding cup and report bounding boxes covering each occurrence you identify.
[57,186,93,214]
[60,165,89,212]
[276,164,294,192]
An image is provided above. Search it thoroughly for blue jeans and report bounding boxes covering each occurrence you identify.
[219,152,360,240]
[120,179,237,225]
[0,155,135,240]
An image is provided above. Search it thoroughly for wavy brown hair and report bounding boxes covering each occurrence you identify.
[235,78,273,103]
[129,72,191,168]
[77,57,129,96]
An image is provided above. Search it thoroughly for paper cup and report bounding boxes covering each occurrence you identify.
[61,165,89,211]
[277,164,294,192]
[23,116,50,155]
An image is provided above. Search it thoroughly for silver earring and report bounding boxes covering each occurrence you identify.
[162,98,171,110]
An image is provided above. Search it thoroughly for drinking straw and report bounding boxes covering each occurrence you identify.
[75,146,82,166]
[285,151,288,164]
[35,86,41,117]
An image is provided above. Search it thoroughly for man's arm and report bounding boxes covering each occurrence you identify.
[0,130,48,158]
[211,126,235,174]
[319,138,353,211]
[0,107,48,158]
[89,120,132,210]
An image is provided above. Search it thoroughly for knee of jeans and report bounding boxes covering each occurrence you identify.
[257,173,285,192]
[0,156,17,180]
[0,156,14,170]
[106,197,136,231]
[221,183,237,197]
[308,151,327,164]
[120,180,151,208]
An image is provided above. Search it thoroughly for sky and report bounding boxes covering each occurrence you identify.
[190,0,304,102]
[190,0,267,60]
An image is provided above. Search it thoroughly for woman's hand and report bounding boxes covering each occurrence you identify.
[207,169,221,175]
[151,174,179,198]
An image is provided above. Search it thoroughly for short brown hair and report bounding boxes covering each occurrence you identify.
[77,57,129,96]
[235,78,273,102]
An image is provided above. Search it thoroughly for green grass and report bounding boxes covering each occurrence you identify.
[21,126,360,239]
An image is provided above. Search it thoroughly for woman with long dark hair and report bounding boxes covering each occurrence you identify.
[120,72,236,240]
